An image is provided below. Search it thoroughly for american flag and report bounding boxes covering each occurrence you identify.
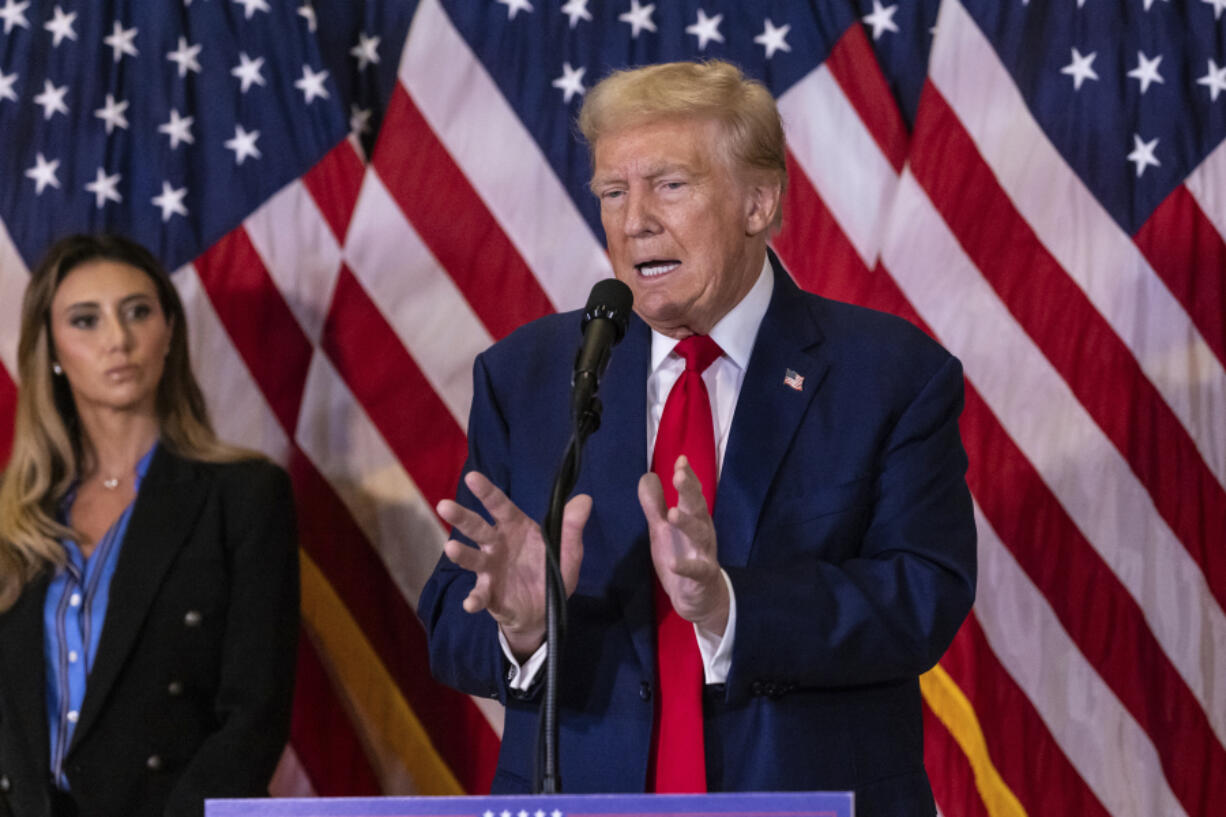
[1,1,1223,814]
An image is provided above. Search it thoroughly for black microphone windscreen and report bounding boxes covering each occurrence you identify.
[581,279,633,341]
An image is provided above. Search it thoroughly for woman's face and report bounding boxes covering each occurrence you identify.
[48,259,173,417]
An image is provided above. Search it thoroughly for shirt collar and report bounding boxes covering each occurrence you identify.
[650,254,774,372]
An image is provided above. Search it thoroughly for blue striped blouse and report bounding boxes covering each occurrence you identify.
[43,443,157,790]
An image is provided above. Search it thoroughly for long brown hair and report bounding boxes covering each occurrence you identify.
[0,234,255,611]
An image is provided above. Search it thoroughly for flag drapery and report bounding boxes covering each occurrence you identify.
[1,2,1222,815]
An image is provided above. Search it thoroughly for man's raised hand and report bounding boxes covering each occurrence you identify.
[437,470,590,659]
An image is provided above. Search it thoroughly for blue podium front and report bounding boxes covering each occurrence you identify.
[207,792,853,817]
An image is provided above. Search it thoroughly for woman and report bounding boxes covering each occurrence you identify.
[0,234,299,817]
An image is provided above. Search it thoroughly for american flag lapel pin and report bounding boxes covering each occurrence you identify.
[783,368,805,391]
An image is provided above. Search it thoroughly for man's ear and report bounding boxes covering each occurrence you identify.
[744,177,783,237]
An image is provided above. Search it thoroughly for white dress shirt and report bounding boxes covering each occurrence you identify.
[504,257,775,690]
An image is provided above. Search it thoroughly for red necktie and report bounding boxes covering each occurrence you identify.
[648,334,722,793]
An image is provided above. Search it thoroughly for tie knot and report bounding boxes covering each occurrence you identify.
[673,335,723,374]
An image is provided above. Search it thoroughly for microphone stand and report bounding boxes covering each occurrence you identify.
[536,396,603,794]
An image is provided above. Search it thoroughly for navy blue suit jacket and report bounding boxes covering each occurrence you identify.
[419,256,976,816]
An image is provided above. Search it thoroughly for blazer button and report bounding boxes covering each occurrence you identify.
[750,680,764,696]
[0,774,10,792]
[146,754,164,771]
[183,610,203,627]
[639,681,652,701]
[168,680,184,696]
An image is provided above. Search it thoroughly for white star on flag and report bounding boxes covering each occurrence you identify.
[152,181,189,221]
[552,62,585,103]
[497,0,533,21]
[1198,58,1226,102]
[619,0,656,38]
[754,18,791,59]
[0,0,29,35]
[231,52,266,93]
[294,65,330,103]
[862,1,899,41]
[1203,0,1226,20]
[33,79,68,120]
[44,5,77,47]
[167,36,203,78]
[1061,47,1098,91]
[24,152,60,195]
[158,109,195,149]
[225,124,262,165]
[685,9,724,51]
[94,94,130,134]
[1127,133,1161,178]
[1126,51,1164,94]
[0,70,16,103]
[350,33,381,71]
[1142,0,1170,9]
[84,168,122,208]
[103,20,139,62]
[349,104,371,136]
[233,0,271,20]
[297,3,316,31]
[560,0,591,28]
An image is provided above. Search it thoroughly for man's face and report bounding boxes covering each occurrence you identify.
[592,116,774,338]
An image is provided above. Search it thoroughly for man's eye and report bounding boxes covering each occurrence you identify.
[602,189,625,200]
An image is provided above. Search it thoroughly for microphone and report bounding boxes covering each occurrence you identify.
[571,278,633,423]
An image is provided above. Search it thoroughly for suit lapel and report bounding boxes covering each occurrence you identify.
[68,447,208,752]
[714,255,829,568]
[0,572,52,778]
[583,314,656,676]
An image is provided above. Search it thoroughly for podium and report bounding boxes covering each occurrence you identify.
[207,791,854,817]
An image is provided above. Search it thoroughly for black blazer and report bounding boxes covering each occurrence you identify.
[0,447,299,817]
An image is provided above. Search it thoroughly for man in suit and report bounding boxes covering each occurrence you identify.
[418,59,976,815]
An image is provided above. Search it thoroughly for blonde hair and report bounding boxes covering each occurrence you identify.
[0,234,257,611]
[578,59,787,226]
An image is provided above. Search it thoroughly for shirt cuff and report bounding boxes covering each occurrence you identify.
[498,628,548,692]
[695,569,736,684]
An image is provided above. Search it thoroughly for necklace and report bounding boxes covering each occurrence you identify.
[102,476,121,490]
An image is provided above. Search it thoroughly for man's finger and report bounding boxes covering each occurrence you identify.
[437,498,497,546]
[637,472,668,528]
[462,574,491,614]
[443,538,486,573]
[672,456,711,518]
[465,470,527,526]
[559,493,592,595]
[666,504,715,553]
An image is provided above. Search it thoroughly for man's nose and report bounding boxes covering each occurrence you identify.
[623,191,658,236]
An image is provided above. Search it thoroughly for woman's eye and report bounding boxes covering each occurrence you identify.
[126,303,153,320]
[69,314,97,329]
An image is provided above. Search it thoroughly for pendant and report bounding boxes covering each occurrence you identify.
[102,477,120,490]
